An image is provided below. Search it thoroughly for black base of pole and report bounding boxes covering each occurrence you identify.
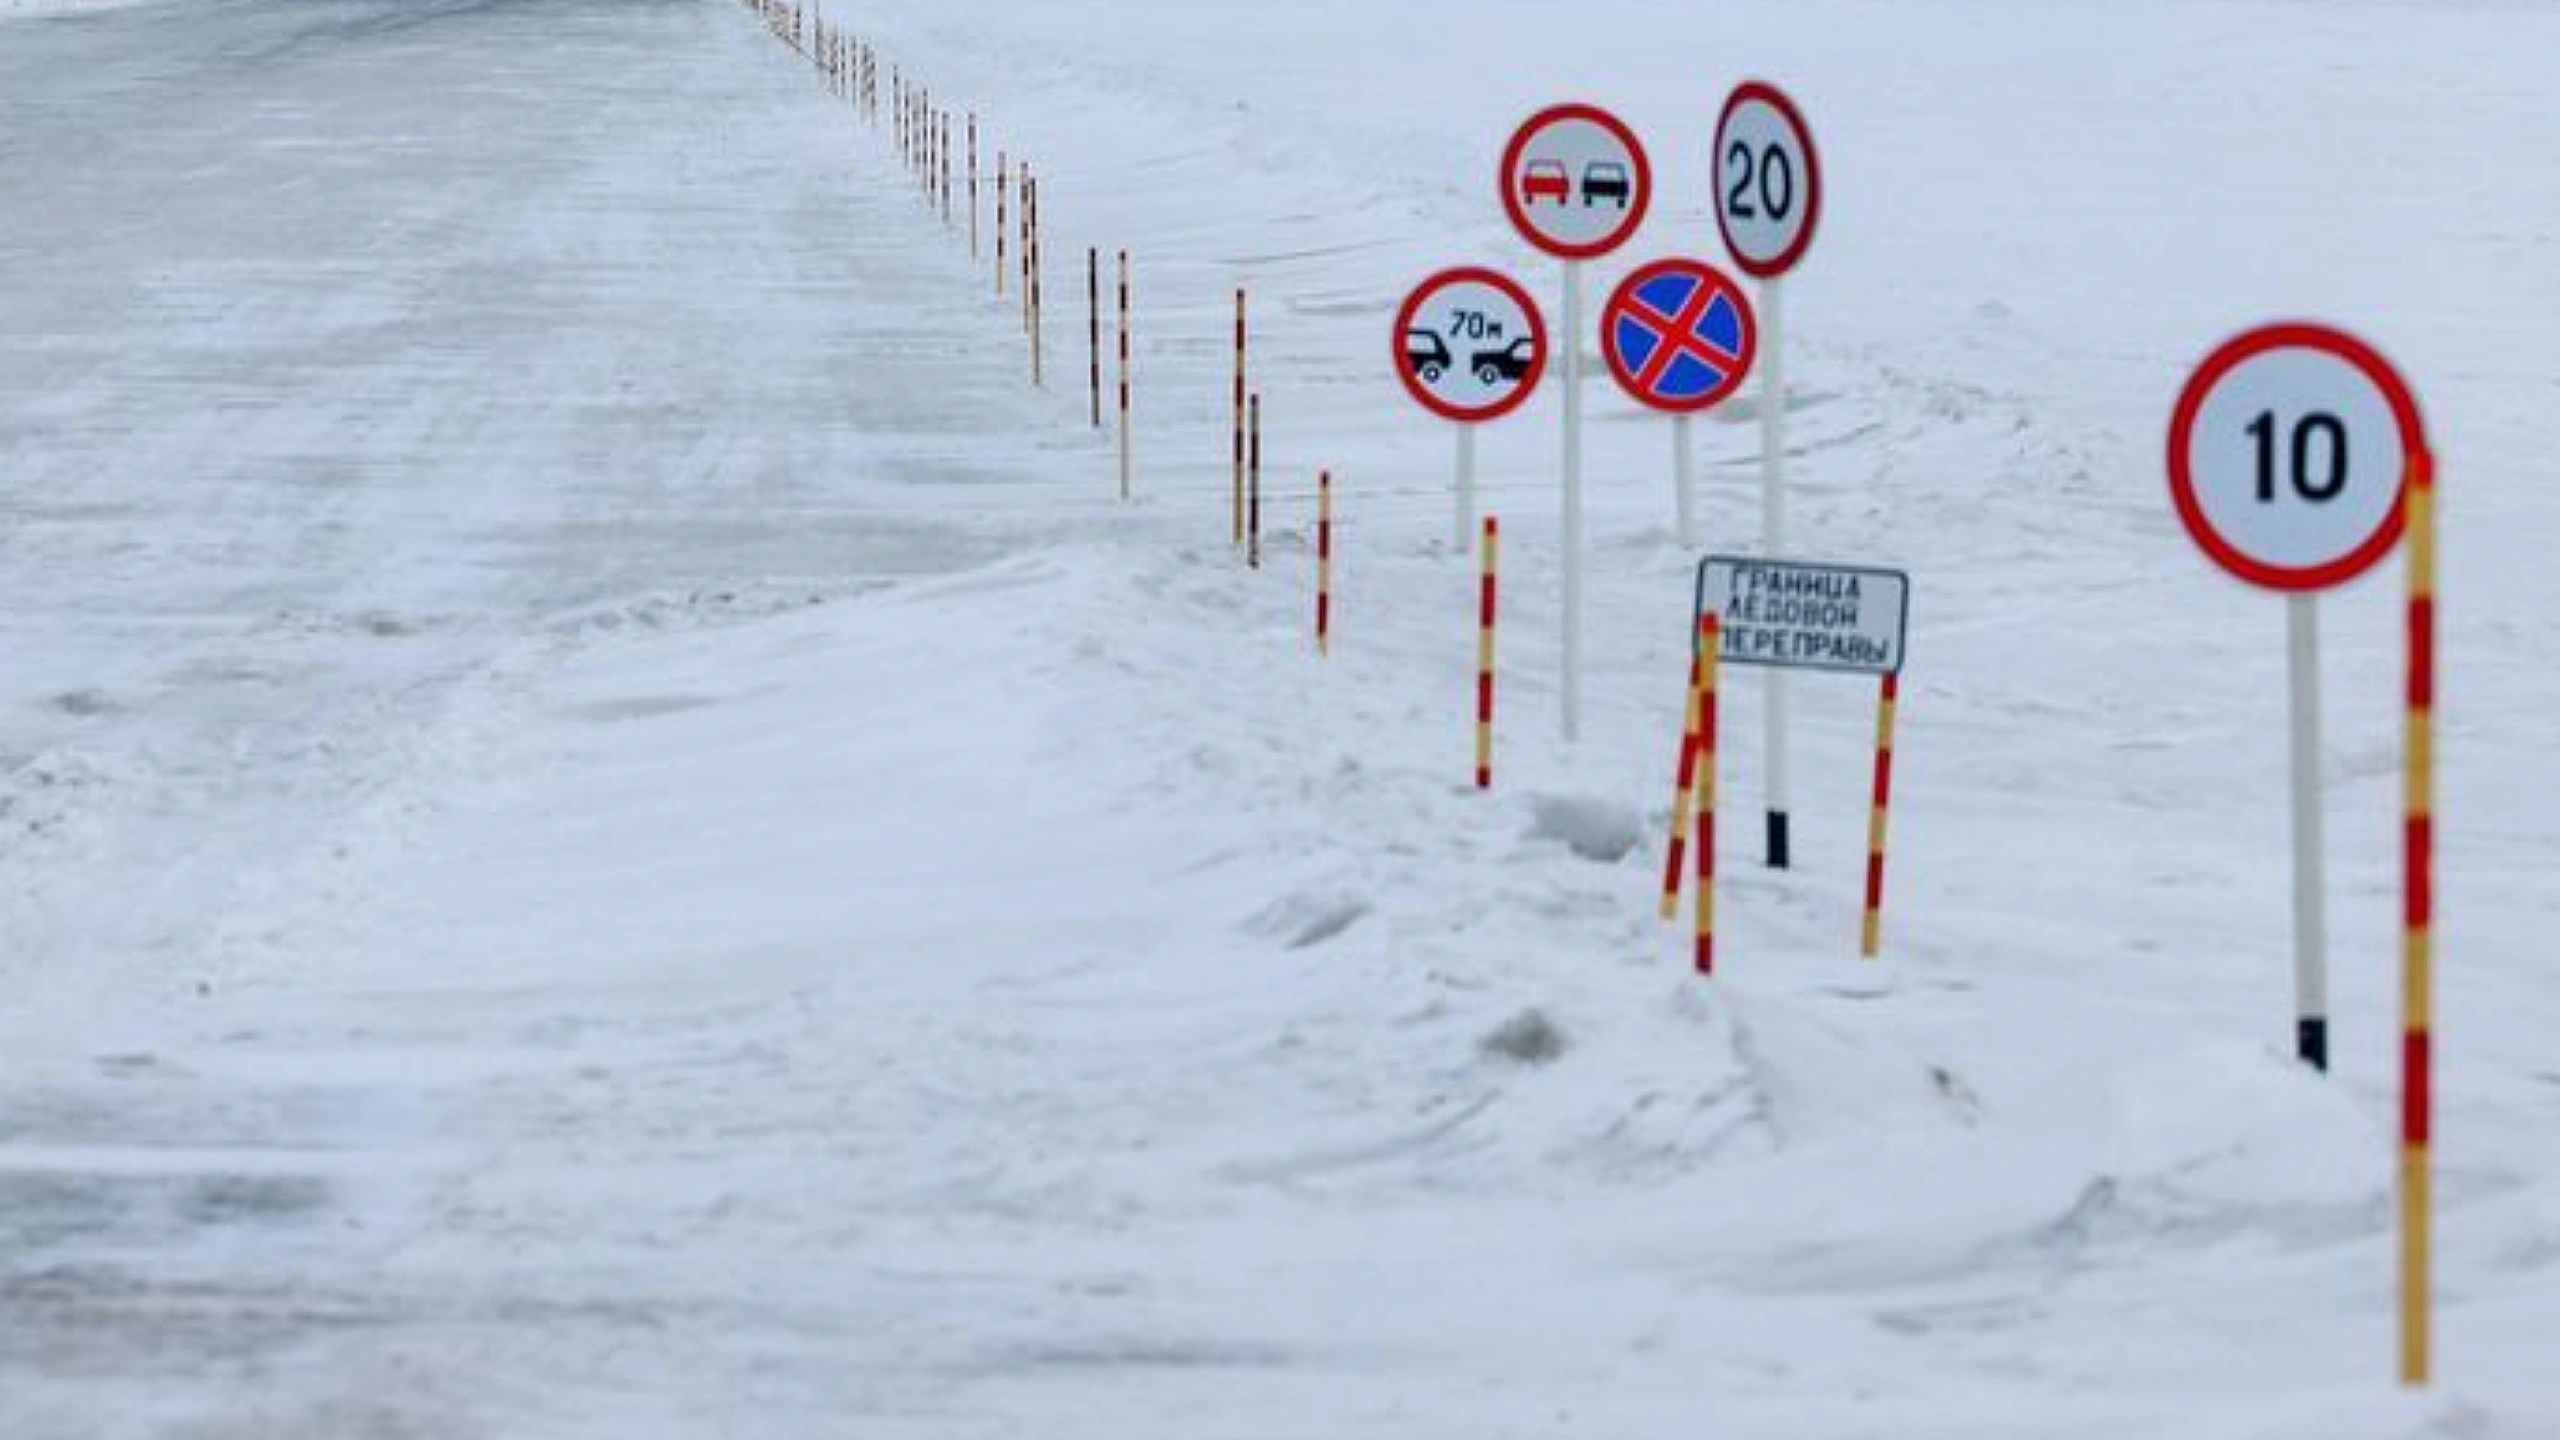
[1766,810,1791,870]
[2297,1016,2329,1072]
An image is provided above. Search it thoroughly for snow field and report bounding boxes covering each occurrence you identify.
[0,0,2555,1435]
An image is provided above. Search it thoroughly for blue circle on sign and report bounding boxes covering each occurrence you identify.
[1600,259,1758,413]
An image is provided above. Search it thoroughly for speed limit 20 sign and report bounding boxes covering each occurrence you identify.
[2168,323,2427,590]
[1714,81,1821,278]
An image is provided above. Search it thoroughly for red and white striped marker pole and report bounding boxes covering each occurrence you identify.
[2401,447,2438,1387]
[1231,289,1247,549]
[1087,248,1102,429]
[1476,517,1498,789]
[967,115,979,260]
[1659,646,1706,921]
[994,155,1007,296]
[1116,250,1132,501]
[1315,470,1333,655]
[941,114,953,226]
[1862,672,1901,958]
[1694,613,1723,976]
[1028,173,1044,387]
[1247,393,1262,570]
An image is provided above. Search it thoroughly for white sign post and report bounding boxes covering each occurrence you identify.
[1502,104,1650,744]
[2168,321,2423,1072]
[1715,81,1822,867]
[1392,267,1549,548]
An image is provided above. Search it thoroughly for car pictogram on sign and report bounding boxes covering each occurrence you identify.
[1581,162,1630,208]
[1520,160,1570,206]
[1473,336,1537,385]
[1405,328,1452,383]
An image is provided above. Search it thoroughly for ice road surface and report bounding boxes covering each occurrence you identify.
[1,0,2557,1436]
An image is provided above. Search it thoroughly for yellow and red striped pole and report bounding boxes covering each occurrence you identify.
[2401,447,2438,1387]
[1247,392,1262,570]
[1232,289,1248,548]
[1694,613,1723,976]
[1476,516,1498,789]
[1659,646,1706,921]
[1315,470,1333,655]
[1116,250,1132,501]
[1863,671,1902,959]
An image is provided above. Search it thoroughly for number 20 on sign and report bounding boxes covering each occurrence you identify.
[2166,320,2437,1387]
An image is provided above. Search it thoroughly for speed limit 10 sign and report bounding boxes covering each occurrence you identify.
[2168,323,2427,591]
[1714,81,1821,278]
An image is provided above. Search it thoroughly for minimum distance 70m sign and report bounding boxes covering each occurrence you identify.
[1392,267,1548,423]
[1695,556,1909,675]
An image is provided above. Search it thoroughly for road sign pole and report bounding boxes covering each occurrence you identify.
[1562,259,1586,743]
[1496,102,1645,749]
[1760,276,1791,867]
[1455,423,1477,552]
[1396,268,1543,526]
[1673,413,1696,548]
[2287,593,2330,1070]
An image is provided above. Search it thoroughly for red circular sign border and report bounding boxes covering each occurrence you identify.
[2166,321,2426,593]
[1713,80,1823,281]
[1499,102,1653,262]
[1392,266,1550,425]
[1599,258,1758,415]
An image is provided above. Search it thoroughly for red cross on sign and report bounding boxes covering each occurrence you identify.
[1600,258,1757,413]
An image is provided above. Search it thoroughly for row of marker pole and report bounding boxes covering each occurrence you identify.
[759,0,1143,501]
[1657,621,1898,962]
[748,0,1509,822]
[750,3,1849,908]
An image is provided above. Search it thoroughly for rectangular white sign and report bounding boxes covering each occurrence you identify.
[1694,556,1909,676]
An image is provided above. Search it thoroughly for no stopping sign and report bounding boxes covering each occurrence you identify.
[2168,323,2427,591]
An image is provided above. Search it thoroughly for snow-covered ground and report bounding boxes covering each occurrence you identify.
[2,0,2556,1435]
